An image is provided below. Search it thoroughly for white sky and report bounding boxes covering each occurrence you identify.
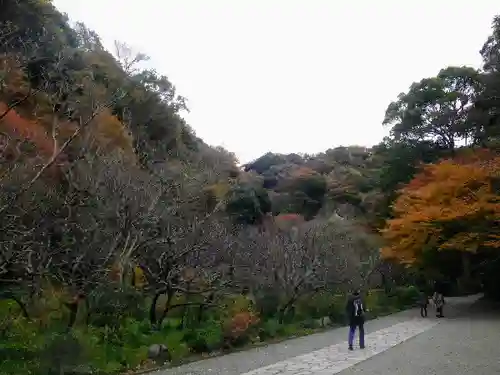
[52,0,499,163]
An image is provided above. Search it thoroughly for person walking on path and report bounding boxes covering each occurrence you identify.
[419,290,429,317]
[346,289,365,350]
[433,291,445,317]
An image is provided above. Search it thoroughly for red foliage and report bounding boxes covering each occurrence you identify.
[224,312,260,343]
[0,102,70,180]
[0,102,54,157]
[274,213,305,231]
[275,213,304,222]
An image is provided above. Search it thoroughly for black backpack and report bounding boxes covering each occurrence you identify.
[353,297,364,317]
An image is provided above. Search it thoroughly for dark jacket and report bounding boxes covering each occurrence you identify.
[419,292,428,306]
[346,293,365,321]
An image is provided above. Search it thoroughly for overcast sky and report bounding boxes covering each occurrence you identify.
[52,0,499,163]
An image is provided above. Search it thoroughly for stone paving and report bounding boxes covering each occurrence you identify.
[338,297,500,375]
[240,319,439,375]
[157,294,494,375]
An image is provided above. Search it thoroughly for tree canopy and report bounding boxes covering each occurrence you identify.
[3,2,500,372]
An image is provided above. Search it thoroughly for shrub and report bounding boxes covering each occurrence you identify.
[87,285,146,330]
[183,320,223,354]
[225,294,255,316]
[295,292,345,323]
[40,332,86,374]
[365,289,389,316]
[0,287,423,374]
[300,318,320,330]
[254,290,281,319]
[365,287,419,318]
[223,311,260,347]
[393,286,420,308]
[258,318,283,341]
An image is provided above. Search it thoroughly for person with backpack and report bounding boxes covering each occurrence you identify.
[345,289,365,350]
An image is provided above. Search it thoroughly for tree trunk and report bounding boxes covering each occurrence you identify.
[278,296,297,324]
[149,291,163,326]
[65,301,79,331]
[196,303,205,323]
[462,252,471,281]
[181,281,192,329]
[157,291,174,328]
[84,298,91,326]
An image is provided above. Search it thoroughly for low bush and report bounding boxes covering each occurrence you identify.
[183,320,224,353]
[258,318,283,341]
[223,311,260,348]
[392,285,420,308]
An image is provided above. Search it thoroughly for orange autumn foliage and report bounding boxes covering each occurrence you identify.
[0,102,69,181]
[0,103,134,166]
[0,54,135,169]
[224,311,260,343]
[0,102,55,157]
[91,109,135,156]
[381,149,500,264]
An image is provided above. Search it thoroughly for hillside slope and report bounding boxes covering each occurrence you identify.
[243,146,385,226]
[0,0,238,177]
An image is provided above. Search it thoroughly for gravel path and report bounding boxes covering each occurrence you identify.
[153,294,495,375]
[338,296,500,375]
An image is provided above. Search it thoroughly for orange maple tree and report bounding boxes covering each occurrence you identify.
[381,149,500,264]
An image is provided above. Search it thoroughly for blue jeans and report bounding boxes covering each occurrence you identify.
[348,318,365,348]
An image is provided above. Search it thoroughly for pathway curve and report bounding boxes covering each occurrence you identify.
[154,294,499,375]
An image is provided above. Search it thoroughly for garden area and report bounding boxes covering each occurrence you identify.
[0,285,420,375]
[4,2,498,375]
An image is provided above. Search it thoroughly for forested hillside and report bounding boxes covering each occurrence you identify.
[0,1,387,374]
[1,1,500,374]
[243,146,383,225]
[245,19,500,300]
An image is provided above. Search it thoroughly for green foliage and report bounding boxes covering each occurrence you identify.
[8,0,500,373]
[365,287,420,318]
[254,290,281,319]
[41,332,87,374]
[295,291,344,321]
[383,66,481,149]
[258,318,284,340]
[287,175,327,219]
[374,139,444,194]
[226,185,271,224]
[392,286,420,307]
[0,287,420,374]
[88,285,147,329]
[182,320,224,353]
[244,152,303,175]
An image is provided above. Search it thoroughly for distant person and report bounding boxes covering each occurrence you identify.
[433,291,445,318]
[418,290,429,317]
[346,289,365,350]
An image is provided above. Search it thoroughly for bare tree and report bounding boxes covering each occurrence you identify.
[113,41,150,76]
[128,162,235,327]
[232,218,378,322]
